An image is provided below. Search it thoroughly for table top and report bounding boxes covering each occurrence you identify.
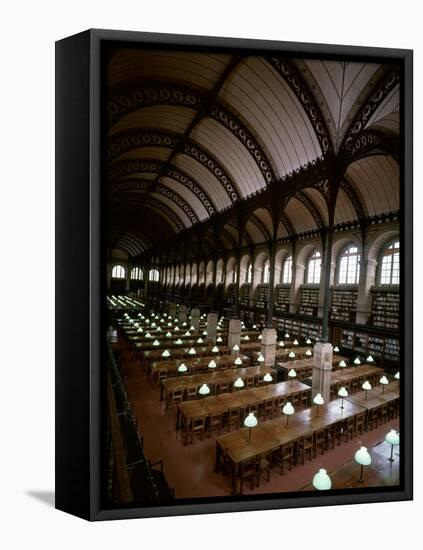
[277,354,346,372]
[329,364,384,384]
[345,382,399,409]
[179,380,310,424]
[150,353,249,372]
[216,397,365,464]
[162,365,274,392]
[301,439,399,490]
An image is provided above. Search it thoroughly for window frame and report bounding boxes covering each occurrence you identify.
[336,243,361,285]
[305,249,322,285]
[378,239,400,285]
[111,264,126,279]
[281,255,293,284]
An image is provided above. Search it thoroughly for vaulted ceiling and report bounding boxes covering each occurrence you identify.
[106,48,400,259]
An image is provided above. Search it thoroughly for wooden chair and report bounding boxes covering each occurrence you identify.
[369,408,379,431]
[186,386,198,401]
[296,435,313,464]
[217,380,230,394]
[379,404,389,425]
[272,442,294,475]
[262,398,274,420]
[207,413,223,437]
[170,388,183,408]
[228,407,241,430]
[344,417,356,442]
[156,366,168,384]
[188,416,206,444]
[245,376,255,389]
[239,457,257,494]
[290,392,300,407]
[300,391,309,409]
[356,412,365,435]
[314,429,327,457]
[256,451,272,486]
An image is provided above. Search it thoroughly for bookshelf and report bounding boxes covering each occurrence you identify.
[275,285,290,313]
[255,284,269,309]
[225,283,236,306]
[240,284,251,306]
[371,287,400,329]
[341,328,400,365]
[330,286,358,322]
[298,286,319,316]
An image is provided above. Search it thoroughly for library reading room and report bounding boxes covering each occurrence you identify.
[105,47,401,505]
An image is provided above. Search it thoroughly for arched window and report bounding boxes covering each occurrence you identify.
[263,260,270,283]
[232,269,237,283]
[380,240,400,284]
[130,267,143,280]
[149,268,160,282]
[338,245,360,284]
[306,250,321,284]
[111,264,126,279]
[245,263,252,283]
[282,255,292,284]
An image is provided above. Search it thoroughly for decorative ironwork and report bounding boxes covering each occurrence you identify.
[108,82,275,186]
[250,214,271,241]
[108,129,240,202]
[153,185,198,225]
[107,159,216,215]
[144,197,185,232]
[340,179,366,221]
[267,58,333,155]
[346,130,399,164]
[107,82,203,125]
[341,69,400,155]
[294,190,325,230]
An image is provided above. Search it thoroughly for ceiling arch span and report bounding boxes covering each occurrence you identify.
[107,81,275,187]
[266,57,333,156]
[108,158,217,215]
[340,67,400,158]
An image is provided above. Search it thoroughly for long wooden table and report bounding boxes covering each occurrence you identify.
[178,380,311,445]
[163,364,275,407]
[148,353,250,381]
[301,439,399,490]
[277,354,347,380]
[216,387,399,494]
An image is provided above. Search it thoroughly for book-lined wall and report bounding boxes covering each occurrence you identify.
[341,328,399,363]
[255,285,269,309]
[331,287,358,322]
[275,285,290,312]
[240,284,251,306]
[298,287,319,316]
[225,283,236,305]
[371,287,400,329]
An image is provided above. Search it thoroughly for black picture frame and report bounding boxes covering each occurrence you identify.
[55,28,413,521]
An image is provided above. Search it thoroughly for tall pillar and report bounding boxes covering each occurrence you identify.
[261,327,277,367]
[311,342,333,403]
[289,263,305,313]
[318,259,335,318]
[206,312,218,343]
[169,302,177,319]
[227,318,241,350]
[356,258,377,324]
[233,251,241,318]
[320,229,334,342]
[191,308,201,333]
[178,304,187,324]
[266,239,276,327]
[125,265,131,292]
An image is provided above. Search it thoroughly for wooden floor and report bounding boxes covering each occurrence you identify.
[118,340,399,499]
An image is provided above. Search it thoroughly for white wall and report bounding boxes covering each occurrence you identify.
[1,1,421,549]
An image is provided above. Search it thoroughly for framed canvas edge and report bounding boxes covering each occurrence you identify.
[80,29,413,521]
